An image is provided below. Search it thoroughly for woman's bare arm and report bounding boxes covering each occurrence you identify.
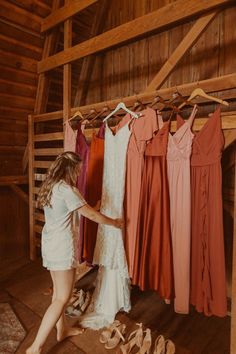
[78,204,123,229]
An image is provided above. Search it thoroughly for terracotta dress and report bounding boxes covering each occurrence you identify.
[75,124,90,262]
[115,108,158,278]
[180,106,227,317]
[133,115,173,300]
[82,124,105,264]
[167,105,197,314]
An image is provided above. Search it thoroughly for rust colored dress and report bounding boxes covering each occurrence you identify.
[133,115,173,300]
[82,125,105,264]
[179,106,227,317]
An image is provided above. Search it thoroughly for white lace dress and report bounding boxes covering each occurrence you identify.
[80,121,131,329]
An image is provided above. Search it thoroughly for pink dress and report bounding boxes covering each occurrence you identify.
[167,105,197,314]
[116,107,158,278]
[64,121,77,152]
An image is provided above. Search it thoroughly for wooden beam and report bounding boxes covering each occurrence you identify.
[33,73,236,121]
[41,0,98,32]
[9,184,29,205]
[74,0,111,106]
[38,0,233,73]
[28,114,36,260]
[231,155,236,354]
[63,0,72,126]
[145,12,217,92]
[224,130,236,149]
[0,175,28,186]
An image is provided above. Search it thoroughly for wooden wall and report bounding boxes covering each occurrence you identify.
[73,1,236,111]
[0,0,53,265]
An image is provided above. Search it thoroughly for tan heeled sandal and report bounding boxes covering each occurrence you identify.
[119,323,143,354]
[153,335,165,354]
[99,320,121,344]
[136,328,152,354]
[165,339,175,354]
[105,323,126,350]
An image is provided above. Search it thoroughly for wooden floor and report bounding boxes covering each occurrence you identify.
[0,260,230,354]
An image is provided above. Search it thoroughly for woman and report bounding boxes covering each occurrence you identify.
[26,152,123,354]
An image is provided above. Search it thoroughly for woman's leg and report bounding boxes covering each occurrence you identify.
[51,270,83,341]
[26,268,82,354]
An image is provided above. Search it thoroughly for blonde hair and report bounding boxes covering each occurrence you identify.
[37,151,82,208]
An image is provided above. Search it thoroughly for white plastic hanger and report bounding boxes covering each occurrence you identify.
[103,102,140,122]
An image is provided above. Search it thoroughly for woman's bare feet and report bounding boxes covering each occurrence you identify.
[57,327,84,342]
[26,346,42,354]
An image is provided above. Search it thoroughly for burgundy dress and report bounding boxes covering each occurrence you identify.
[76,123,90,263]
[133,116,173,300]
[187,106,227,317]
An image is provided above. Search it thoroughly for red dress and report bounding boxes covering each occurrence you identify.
[178,106,227,317]
[133,116,173,300]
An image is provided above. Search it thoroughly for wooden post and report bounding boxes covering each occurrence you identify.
[28,114,35,260]
[231,152,236,354]
[63,0,72,132]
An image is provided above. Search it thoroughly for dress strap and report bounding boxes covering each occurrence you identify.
[157,112,164,129]
[188,104,198,127]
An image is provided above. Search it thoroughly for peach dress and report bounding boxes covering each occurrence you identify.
[116,107,158,278]
[167,105,197,314]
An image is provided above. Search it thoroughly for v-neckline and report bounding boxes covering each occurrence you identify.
[193,106,220,139]
[106,120,131,137]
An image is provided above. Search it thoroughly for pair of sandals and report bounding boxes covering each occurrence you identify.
[66,289,91,317]
[99,322,175,354]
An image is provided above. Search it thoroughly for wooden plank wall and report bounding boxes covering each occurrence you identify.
[74,0,236,111]
[0,0,53,264]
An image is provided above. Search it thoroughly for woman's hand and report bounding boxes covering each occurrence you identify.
[113,218,124,229]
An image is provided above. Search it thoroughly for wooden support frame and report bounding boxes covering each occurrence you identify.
[41,0,98,33]
[63,0,72,125]
[38,0,233,73]
[33,73,236,121]
[74,0,111,106]
[0,175,28,186]
[22,0,61,173]
[9,185,29,205]
[28,114,35,260]
[145,11,217,92]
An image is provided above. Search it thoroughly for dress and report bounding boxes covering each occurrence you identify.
[116,108,158,278]
[64,121,77,152]
[75,124,90,262]
[167,105,197,314]
[184,106,227,317]
[80,120,131,329]
[41,181,87,271]
[133,115,173,300]
[82,124,105,264]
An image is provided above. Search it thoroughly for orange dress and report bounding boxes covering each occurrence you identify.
[82,127,105,264]
[188,106,227,317]
[133,116,173,299]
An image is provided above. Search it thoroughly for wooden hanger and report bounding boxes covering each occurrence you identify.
[89,106,110,125]
[179,87,229,109]
[66,110,84,123]
[170,90,195,108]
[103,102,140,122]
[133,99,146,111]
[150,95,180,113]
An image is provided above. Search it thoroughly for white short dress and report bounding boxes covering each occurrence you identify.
[41,181,87,271]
